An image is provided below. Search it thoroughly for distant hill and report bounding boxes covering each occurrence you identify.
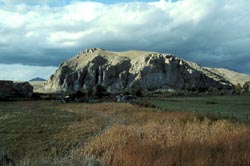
[42,48,245,93]
[30,77,46,81]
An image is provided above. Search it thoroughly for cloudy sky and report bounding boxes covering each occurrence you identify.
[0,0,250,81]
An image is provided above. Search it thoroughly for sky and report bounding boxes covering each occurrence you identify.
[0,0,250,81]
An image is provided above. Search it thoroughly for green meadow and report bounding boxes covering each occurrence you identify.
[149,95,250,122]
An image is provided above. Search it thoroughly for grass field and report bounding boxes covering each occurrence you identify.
[1,97,250,166]
[149,95,250,122]
[0,101,110,165]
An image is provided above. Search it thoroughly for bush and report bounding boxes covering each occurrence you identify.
[86,87,93,97]
[243,82,250,93]
[206,101,217,105]
[134,100,157,108]
[93,85,106,98]
[236,83,242,94]
[75,90,85,98]
[132,87,143,97]
[135,89,143,97]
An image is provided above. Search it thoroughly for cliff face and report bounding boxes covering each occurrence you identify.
[43,48,233,92]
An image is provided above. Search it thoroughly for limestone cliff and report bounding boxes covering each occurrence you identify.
[43,48,234,92]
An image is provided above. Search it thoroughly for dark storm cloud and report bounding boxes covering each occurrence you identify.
[0,0,250,81]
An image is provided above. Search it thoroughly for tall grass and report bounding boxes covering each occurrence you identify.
[1,101,250,166]
[83,120,250,166]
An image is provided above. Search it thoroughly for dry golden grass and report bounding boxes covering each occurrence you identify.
[83,120,250,166]
[66,102,250,166]
[81,102,197,125]
[1,101,250,166]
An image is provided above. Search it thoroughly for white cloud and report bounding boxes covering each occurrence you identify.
[0,0,60,5]
[0,0,250,75]
[0,64,57,81]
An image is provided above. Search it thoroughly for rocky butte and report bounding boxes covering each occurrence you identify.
[43,48,250,93]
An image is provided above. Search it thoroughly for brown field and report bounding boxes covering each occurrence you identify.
[0,101,250,166]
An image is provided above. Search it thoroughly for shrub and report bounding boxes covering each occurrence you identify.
[75,90,86,98]
[86,87,93,97]
[134,100,157,108]
[206,101,217,105]
[93,85,106,98]
[134,88,143,97]
[243,82,250,93]
[236,83,242,94]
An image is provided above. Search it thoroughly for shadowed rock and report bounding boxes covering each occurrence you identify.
[0,81,33,99]
[43,48,239,93]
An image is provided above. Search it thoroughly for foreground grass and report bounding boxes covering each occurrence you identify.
[79,102,250,166]
[0,101,110,165]
[1,100,250,165]
[84,121,250,166]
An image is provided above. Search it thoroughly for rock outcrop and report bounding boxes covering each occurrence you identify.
[205,68,250,86]
[0,81,33,99]
[43,48,236,93]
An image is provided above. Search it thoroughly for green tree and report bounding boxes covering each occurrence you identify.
[86,87,93,97]
[235,83,242,94]
[93,84,106,98]
[131,82,143,97]
[75,90,85,98]
[135,88,143,97]
[236,83,242,90]
[243,82,250,93]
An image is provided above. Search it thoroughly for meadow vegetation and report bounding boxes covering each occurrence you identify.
[0,96,250,165]
[149,95,250,122]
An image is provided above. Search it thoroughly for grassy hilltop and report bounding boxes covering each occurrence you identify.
[1,95,250,165]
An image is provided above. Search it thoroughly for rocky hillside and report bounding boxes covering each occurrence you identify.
[43,48,241,93]
[0,81,33,99]
[205,68,250,86]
